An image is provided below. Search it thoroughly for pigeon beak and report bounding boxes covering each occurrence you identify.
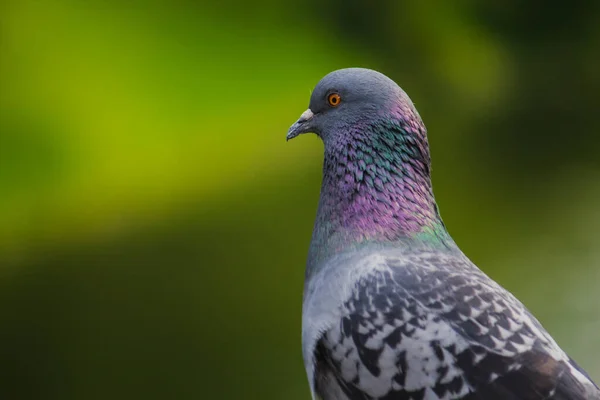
[287,109,314,141]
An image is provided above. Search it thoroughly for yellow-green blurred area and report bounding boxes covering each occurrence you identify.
[1,0,599,398]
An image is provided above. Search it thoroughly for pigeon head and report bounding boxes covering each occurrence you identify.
[287,68,426,154]
[287,68,449,262]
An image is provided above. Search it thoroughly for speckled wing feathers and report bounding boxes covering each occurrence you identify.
[312,250,599,400]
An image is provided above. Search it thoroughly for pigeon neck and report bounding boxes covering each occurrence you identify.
[308,116,452,267]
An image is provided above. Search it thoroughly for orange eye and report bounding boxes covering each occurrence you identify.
[327,93,341,107]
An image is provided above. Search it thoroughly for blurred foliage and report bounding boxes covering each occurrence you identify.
[0,0,599,399]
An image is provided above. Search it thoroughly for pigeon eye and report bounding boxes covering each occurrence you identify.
[327,93,341,107]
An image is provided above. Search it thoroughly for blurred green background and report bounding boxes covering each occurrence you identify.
[1,0,599,399]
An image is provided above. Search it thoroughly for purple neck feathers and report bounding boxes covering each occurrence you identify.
[308,103,451,264]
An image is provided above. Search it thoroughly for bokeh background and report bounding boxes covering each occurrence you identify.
[1,1,600,399]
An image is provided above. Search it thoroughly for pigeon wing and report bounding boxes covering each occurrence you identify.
[313,251,599,400]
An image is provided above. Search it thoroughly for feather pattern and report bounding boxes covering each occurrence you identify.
[308,247,599,400]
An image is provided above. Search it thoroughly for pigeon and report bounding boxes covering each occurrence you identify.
[286,68,600,400]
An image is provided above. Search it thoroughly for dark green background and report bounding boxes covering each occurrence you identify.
[1,1,599,399]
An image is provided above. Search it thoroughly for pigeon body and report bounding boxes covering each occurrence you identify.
[287,68,599,400]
